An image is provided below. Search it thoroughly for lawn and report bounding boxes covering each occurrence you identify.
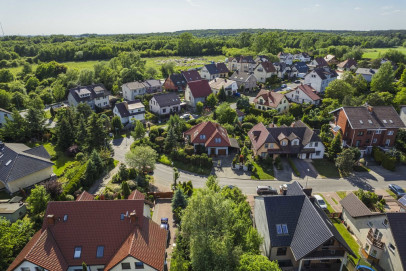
[158,154,212,176]
[312,159,340,178]
[362,47,406,59]
[43,143,76,176]
[251,161,274,180]
[386,189,398,199]
[337,191,348,199]
[317,194,335,213]
[332,218,360,259]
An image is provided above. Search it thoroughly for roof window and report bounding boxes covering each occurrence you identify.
[359,120,363,124]
[63,214,68,222]
[389,120,393,123]
[5,160,12,166]
[383,120,387,123]
[368,120,373,124]
[120,213,125,220]
[96,246,104,258]
[276,224,288,235]
[74,246,82,258]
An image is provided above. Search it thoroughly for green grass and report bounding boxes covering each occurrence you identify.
[337,191,348,199]
[354,165,370,172]
[332,197,338,204]
[312,159,340,178]
[362,47,406,59]
[386,189,398,199]
[8,60,104,75]
[251,161,274,180]
[287,158,300,177]
[332,218,360,259]
[158,154,212,175]
[317,194,335,213]
[43,143,76,176]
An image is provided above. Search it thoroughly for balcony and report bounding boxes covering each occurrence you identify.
[305,249,346,259]
[367,229,385,249]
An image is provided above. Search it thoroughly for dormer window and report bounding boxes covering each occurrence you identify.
[120,213,125,220]
[281,140,287,146]
[200,134,206,140]
[74,246,82,259]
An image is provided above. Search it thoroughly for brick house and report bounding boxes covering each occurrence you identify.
[330,105,406,156]
[163,73,187,91]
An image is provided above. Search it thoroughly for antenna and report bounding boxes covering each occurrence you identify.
[0,22,4,36]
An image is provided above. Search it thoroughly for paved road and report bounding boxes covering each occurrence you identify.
[111,136,134,163]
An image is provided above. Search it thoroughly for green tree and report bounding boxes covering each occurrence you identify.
[236,96,250,111]
[121,181,131,199]
[328,133,342,160]
[76,115,88,148]
[111,116,123,134]
[172,189,188,211]
[160,62,175,78]
[238,253,281,271]
[87,113,106,151]
[78,69,95,85]
[56,117,75,150]
[82,262,88,271]
[218,86,227,101]
[252,32,282,55]
[325,80,356,101]
[196,101,203,114]
[400,69,406,87]
[26,185,50,216]
[206,93,218,109]
[277,114,295,126]
[11,91,26,110]
[165,126,178,152]
[206,175,220,192]
[173,167,180,189]
[0,69,14,83]
[371,62,395,93]
[0,89,12,110]
[365,92,393,106]
[125,145,158,172]
[76,103,93,120]
[394,63,405,80]
[131,120,145,141]
[335,148,356,176]
[52,82,66,102]
[25,76,40,92]
[1,110,27,142]
[177,32,196,56]
[25,107,45,139]
[216,103,237,124]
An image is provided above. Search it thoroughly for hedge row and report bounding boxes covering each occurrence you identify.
[171,150,213,169]
[63,162,88,195]
[373,147,396,171]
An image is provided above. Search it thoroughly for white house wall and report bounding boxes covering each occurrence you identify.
[110,255,158,271]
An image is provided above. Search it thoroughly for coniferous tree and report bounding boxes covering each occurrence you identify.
[121,181,130,199]
[87,113,106,151]
[56,118,75,150]
[328,133,342,160]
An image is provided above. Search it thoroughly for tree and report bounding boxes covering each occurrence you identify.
[43,180,63,200]
[238,253,281,271]
[394,63,405,80]
[179,180,194,197]
[131,120,145,141]
[26,185,50,216]
[328,133,342,160]
[87,113,106,151]
[206,93,218,109]
[335,148,356,176]
[78,69,95,85]
[206,175,220,192]
[125,145,158,172]
[325,80,356,101]
[76,103,93,120]
[121,181,131,199]
[1,110,27,142]
[177,32,196,56]
[196,101,203,114]
[252,32,282,55]
[277,114,295,126]
[111,116,123,134]
[76,115,88,148]
[371,62,395,93]
[0,69,14,83]
[160,62,175,78]
[25,76,40,92]
[164,126,178,152]
[172,189,188,211]
[56,118,75,150]
[218,86,227,101]
[0,89,12,110]
[216,103,237,125]
[394,88,406,105]
[11,91,26,110]
[289,103,303,119]
[82,262,88,271]
[365,92,393,106]
[25,107,45,139]
[52,82,66,102]
[173,167,180,189]
[400,69,406,87]
[236,96,250,111]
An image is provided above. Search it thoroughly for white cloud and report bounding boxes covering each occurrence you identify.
[315,3,320,7]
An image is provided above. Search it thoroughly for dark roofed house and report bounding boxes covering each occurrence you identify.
[255,181,355,270]
[8,197,167,271]
[67,84,110,109]
[248,121,325,159]
[200,63,220,80]
[356,68,378,82]
[0,142,53,194]
[0,107,12,127]
[230,71,257,91]
[181,70,202,83]
[149,92,182,116]
[113,100,145,124]
[308,57,329,70]
[185,80,212,107]
[341,193,406,271]
[330,105,406,157]
[215,63,229,77]
[163,73,187,91]
[294,62,309,77]
[227,55,256,72]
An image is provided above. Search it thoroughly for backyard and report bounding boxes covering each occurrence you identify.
[43,143,76,176]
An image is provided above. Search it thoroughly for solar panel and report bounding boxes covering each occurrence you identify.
[399,196,406,206]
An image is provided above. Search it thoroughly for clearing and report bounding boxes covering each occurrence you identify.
[362,47,406,59]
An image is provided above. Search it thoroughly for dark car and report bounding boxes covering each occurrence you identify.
[257,186,278,195]
[294,80,300,84]
[160,217,169,230]
[389,184,406,198]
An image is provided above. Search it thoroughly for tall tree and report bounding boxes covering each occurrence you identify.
[25,107,45,139]
[86,113,106,151]
[1,110,27,142]
[328,133,342,160]
[131,120,145,141]
[216,103,237,125]
[121,181,131,199]
[125,145,158,172]
[26,185,50,216]
[238,253,281,271]
[371,62,395,93]
[172,189,188,211]
[56,117,75,150]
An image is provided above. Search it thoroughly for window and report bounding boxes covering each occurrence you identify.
[315,142,318,147]
[281,140,287,146]
[356,140,361,147]
[200,134,206,140]
[63,214,68,222]
[385,139,391,146]
[35,268,45,271]
[359,120,364,124]
[121,213,125,220]
[367,131,372,135]
[270,143,274,148]
[358,131,364,136]
[282,224,288,234]
[265,143,268,148]
[20,268,30,271]
[276,224,283,234]
[278,260,293,267]
[389,243,396,253]
[373,138,377,143]
[135,262,144,269]
[96,246,104,258]
[277,247,287,256]
[383,120,387,123]
[162,108,166,113]
[121,263,131,269]
[383,219,388,227]
[376,130,382,134]
[215,138,221,143]
[316,151,321,156]
[74,246,82,259]
[388,131,394,135]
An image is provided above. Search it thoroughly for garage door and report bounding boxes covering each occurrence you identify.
[218,149,227,155]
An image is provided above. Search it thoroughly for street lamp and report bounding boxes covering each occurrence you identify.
[306,168,310,188]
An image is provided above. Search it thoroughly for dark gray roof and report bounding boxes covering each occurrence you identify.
[181,70,202,82]
[294,62,309,74]
[204,64,220,75]
[69,84,110,103]
[261,181,355,261]
[23,146,51,160]
[216,63,229,74]
[152,93,181,107]
[340,193,378,218]
[0,144,53,184]
[386,212,406,270]
[313,67,338,80]
[230,71,255,83]
[169,73,187,87]
[114,100,145,118]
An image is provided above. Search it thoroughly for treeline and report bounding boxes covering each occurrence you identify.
[1,29,405,65]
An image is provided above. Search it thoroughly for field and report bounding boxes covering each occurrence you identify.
[362,47,406,59]
[8,55,226,78]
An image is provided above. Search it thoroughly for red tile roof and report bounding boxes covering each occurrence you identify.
[187,80,212,98]
[128,190,145,200]
[184,121,231,148]
[295,84,321,101]
[8,199,166,271]
[254,89,286,108]
[76,191,94,201]
[257,62,276,73]
[248,123,270,151]
[337,59,357,69]
[181,70,202,82]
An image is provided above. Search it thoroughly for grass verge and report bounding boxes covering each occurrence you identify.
[158,155,212,176]
[251,161,274,180]
[312,159,340,178]
[332,218,360,260]
[317,194,335,213]
[287,158,300,177]
[386,189,398,199]
[337,191,348,199]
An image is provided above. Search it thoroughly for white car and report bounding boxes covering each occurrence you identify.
[314,195,328,210]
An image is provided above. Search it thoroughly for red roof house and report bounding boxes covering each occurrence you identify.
[285,84,321,105]
[185,80,212,107]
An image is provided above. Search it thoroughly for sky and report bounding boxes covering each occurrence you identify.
[0,0,405,35]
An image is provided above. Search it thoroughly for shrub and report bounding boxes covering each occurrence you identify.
[63,162,87,195]
[127,180,137,190]
[185,145,194,155]
[75,152,84,161]
[382,155,396,171]
[241,122,254,131]
[373,147,384,164]
[66,195,74,201]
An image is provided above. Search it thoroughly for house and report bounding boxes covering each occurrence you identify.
[308,57,329,70]
[398,195,406,212]
[304,67,338,93]
[183,121,233,155]
[113,100,145,124]
[181,70,202,83]
[149,92,181,116]
[229,71,257,91]
[253,62,277,83]
[337,59,358,72]
[185,80,212,107]
[340,193,406,271]
[329,105,406,156]
[209,78,238,96]
[400,105,406,126]
[68,84,110,109]
[285,84,321,105]
[0,196,26,222]
[293,52,311,62]
[255,55,270,64]
[355,68,378,82]
[163,73,187,91]
[216,62,229,77]
[273,62,298,79]
[293,62,309,78]
[199,63,220,80]
[248,121,325,159]
[8,194,167,271]
[0,108,12,127]
[254,181,354,271]
[121,81,146,101]
[236,109,245,122]
[0,142,53,194]
[143,79,163,93]
[324,54,339,65]
[254,89,290,113]
[277,52,294,65]
[227,55,256,72]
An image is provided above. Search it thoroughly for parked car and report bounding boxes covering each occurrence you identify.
[314,195,328,210]
[294,80,300,84]
[180,113,191,120]
[388,184,406,198]
[281,84,287,88]
[257,186,278,195]
[160,218,169,230]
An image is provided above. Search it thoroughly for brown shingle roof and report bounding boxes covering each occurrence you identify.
[256,62,276,73]
[216,62,229,74]
[76,191,94,201]
[184,121,231,148]
[337,59,357,69]
[340,193,379,218]
[292,84,321,101]
[187,80,212,98]
[181,70,202,82]
[254,89,285,108]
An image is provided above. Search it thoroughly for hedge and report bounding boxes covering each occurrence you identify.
[373,147,397,171]
[63,162,88,195]
[171,149,213,169]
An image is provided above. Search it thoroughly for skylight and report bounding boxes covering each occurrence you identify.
[368,120,373,124]
[276,224,288,235]
[5,160,12,166]
[383,120,387,123]
[359,120,363,124]
[63,214,68,222]
[96,246,104,258]
[74,247,82,259]
[389,120,393,123]
[276,224,282,234]
[120,213,125,220]
[282,224,288,234]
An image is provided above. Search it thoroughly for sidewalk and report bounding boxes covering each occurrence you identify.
[88,163,120,194]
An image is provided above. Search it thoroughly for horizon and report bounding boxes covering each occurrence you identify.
[1,0,406,36]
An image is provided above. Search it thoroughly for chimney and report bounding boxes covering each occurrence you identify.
[367,105,373,113]
[47,214,55,225]
[225,79,227,83]
[130,211,137,223]
[303,188,313,197]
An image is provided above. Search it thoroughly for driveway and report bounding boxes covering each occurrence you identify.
[152,198,176,268]
[293,158,318,179]
[111,136,134,163]
[273,158,292,181]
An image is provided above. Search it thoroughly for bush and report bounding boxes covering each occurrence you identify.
[373,147,384,164]
[63,162,87,195]
[66,195,74,201]
[75,152,84,161]
[241,122,254,131]
[185,145,194,155]
[382,155,396,171]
